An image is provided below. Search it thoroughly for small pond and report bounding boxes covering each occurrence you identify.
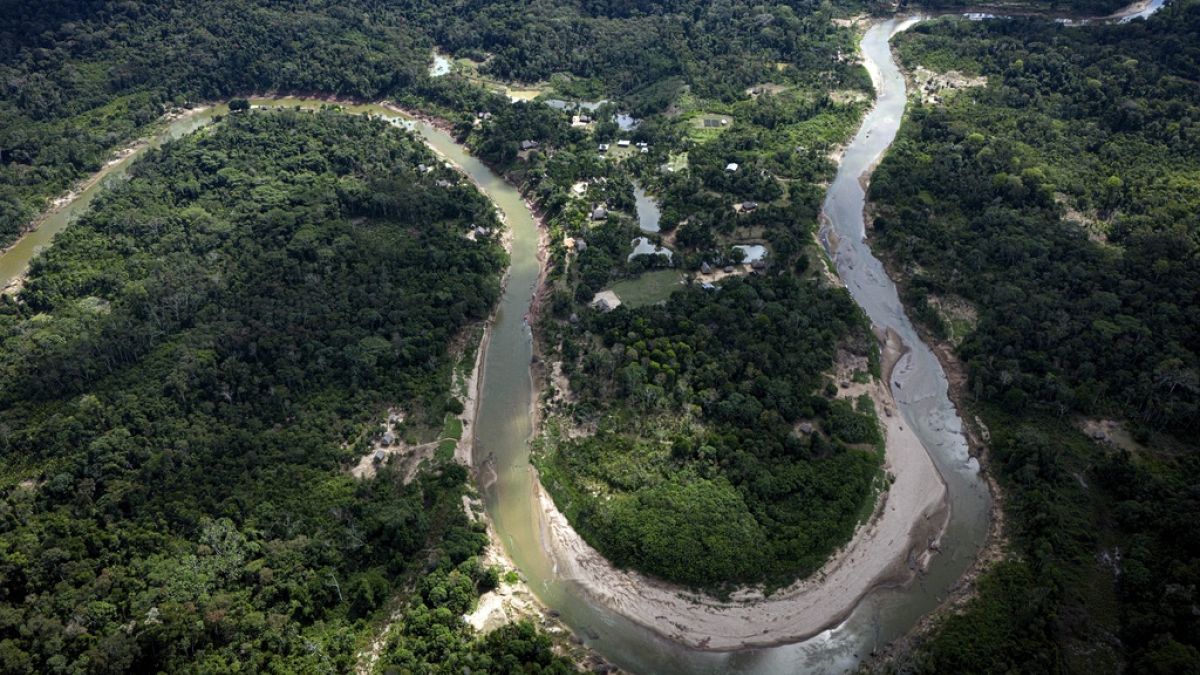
[629,237,672,261]
[633,185,661,233]
[733,244,767,263]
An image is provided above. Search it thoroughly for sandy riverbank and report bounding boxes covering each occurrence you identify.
[529,328,949,652]
[1,105,212,295]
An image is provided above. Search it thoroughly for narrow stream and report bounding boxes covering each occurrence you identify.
[0,4,1166,667]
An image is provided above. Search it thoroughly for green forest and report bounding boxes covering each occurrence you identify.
[870,2,1200,671]
[422,0,891,591]
[3,0,1200,671]
[0,0,864,250]
[0,0,436,248]
[535,277,883,589]
[0,111,572,673]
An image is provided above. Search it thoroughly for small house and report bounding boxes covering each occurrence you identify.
[700,261,713,274]
[598,143,610,152]
[725,162,739,172]
[700,282,715,290]
[591,206,608,221]
[373,450,387,464]
[520,140,540,151]
[751,259,767,271]
[640,147,649,154]
[741,201,759,212]
[382,431,396,446]
[575,239,588,252]
[617,139,631,148]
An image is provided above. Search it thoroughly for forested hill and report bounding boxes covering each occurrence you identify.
[868,2,1200,672]
[0,110,568,673]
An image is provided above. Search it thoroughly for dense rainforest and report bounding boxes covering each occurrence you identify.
[4,0,1200,671]
[536,277,883,589]
[0,0,864,251]
[0,110,573,673]
[869,2,1200,672]
[427,0,891,591]
[0,0,435,248]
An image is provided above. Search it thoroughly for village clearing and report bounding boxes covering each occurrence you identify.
[606,270,685,308]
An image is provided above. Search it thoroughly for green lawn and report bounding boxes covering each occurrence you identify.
[442,414,464,440]
[609,270,684,308]
[436,438,459,461]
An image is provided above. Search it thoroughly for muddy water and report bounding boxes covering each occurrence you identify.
[0,108,225,290]
[0,91,1000,675]
[461,19,991,671]
[1,3,1167,662]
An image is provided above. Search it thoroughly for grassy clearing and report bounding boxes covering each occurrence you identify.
[601,145,638,161]
[447,56,549,100]
[436,438,459,461]
[665,152,689,172]
[608,270,684,307]
[688,113,735,142]
[442,414,464,441]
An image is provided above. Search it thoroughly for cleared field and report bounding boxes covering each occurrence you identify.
[688,113,734,141]
[608,270,684,307]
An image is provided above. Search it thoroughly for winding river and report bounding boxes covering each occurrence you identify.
[0,4,1167,671]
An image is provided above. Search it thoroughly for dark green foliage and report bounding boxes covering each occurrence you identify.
[408,0,861,101]
[0,111,530,672]
[0,0,435,248]
[873,6,1200,671]
[873,8,1200,434]
[537,276,883,590]
[911,561,1059,673]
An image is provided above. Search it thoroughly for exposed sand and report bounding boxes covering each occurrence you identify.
[531,329,949,651]
[456,329,489,466]
[0,105,212,284]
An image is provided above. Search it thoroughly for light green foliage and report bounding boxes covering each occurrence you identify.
[608,270,685,308]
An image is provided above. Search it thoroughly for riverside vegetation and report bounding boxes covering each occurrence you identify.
[3,0,1199,671]
[868,3,1200,672]
[457,7,892,592]
[0,111,573,673]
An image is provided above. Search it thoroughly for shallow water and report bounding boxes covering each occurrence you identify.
[733,244,767,263]
[628,237,672,261]
[633,184,661,233]
[615,113,640,131]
